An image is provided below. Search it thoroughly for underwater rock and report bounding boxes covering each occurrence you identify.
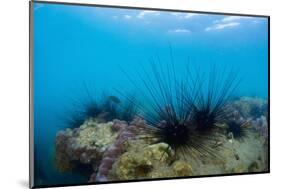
[222,130,267,174]
[172,161,193,176]
[227,97,268,140]
[55,129,75,172]
[108,123,268,180]
[91,119,145,182]
[248,161,260,172]
[228,97,268,119]
[92,120,129,182]
[251,115,268,139]
[112,151,154,180]
[55,119,117,172]
[55,97,268,181]
[143,143,172,163]
[110,142,173,180]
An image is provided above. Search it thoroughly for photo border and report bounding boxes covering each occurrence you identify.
[29,1,270,188]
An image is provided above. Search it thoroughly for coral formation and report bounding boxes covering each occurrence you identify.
[228,97,268,119]
[227,97,268,139]
[54,97,268,182]
[55,119,117,172]
[91,119,141,182]
[172,161,193,176]
[108,128,266,180]
[109,143,174,180]
[251,116,268,139]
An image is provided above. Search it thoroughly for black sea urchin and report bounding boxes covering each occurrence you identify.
[183,65,240,134]
[118,94,139,122]
[226,119,250,140]
[64,83,139,128]
[122,54,225,160]
[61,85,112,128]
[63,110,87,129]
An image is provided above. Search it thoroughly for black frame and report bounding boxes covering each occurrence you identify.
[29,0,270,188]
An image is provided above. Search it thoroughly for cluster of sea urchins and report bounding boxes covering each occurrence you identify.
[123,59,242,161]
[63,85,139,129]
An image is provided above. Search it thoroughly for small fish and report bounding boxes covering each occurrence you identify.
[96,112,109,121]
[108,96,121,104]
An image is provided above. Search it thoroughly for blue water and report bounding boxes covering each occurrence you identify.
[33,2,268,186]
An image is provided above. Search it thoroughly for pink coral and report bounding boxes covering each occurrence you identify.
[90,119,144,182]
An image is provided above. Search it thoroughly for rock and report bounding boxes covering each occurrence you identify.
[222,130,267,174]
[172,161,193,176]
[55,130,74,172]
[54,97,269,181]
[110,142,172,180]
[226,97,268,140]
[55,119,118,172]
[143,143,172,163]
[251,116,268,139]
[248,161,260,172]
[228,97,267,119]
[110,143,194,180]
[93,120,139,182]
[113,152,153,180]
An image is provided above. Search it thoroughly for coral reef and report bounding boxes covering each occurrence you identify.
[107,142,193,180]
[91,119,141,182]
[54,97,269,182]
[55,119,117,172]
[172,161,193,177]
[251,116,268,139]
[109,143,173,180]
[107,130,266,180]
[228,97,268,119]
[222,131,267,174]
[227,97,268,139]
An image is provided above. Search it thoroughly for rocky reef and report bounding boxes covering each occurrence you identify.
[55,119,118,172]
[54,97,269,182]
[108,127,267,180]
[108,142,193,180]
[227,97,268,139]
[90,119,144,182]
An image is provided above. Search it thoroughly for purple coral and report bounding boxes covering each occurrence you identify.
[90,119,143,182]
